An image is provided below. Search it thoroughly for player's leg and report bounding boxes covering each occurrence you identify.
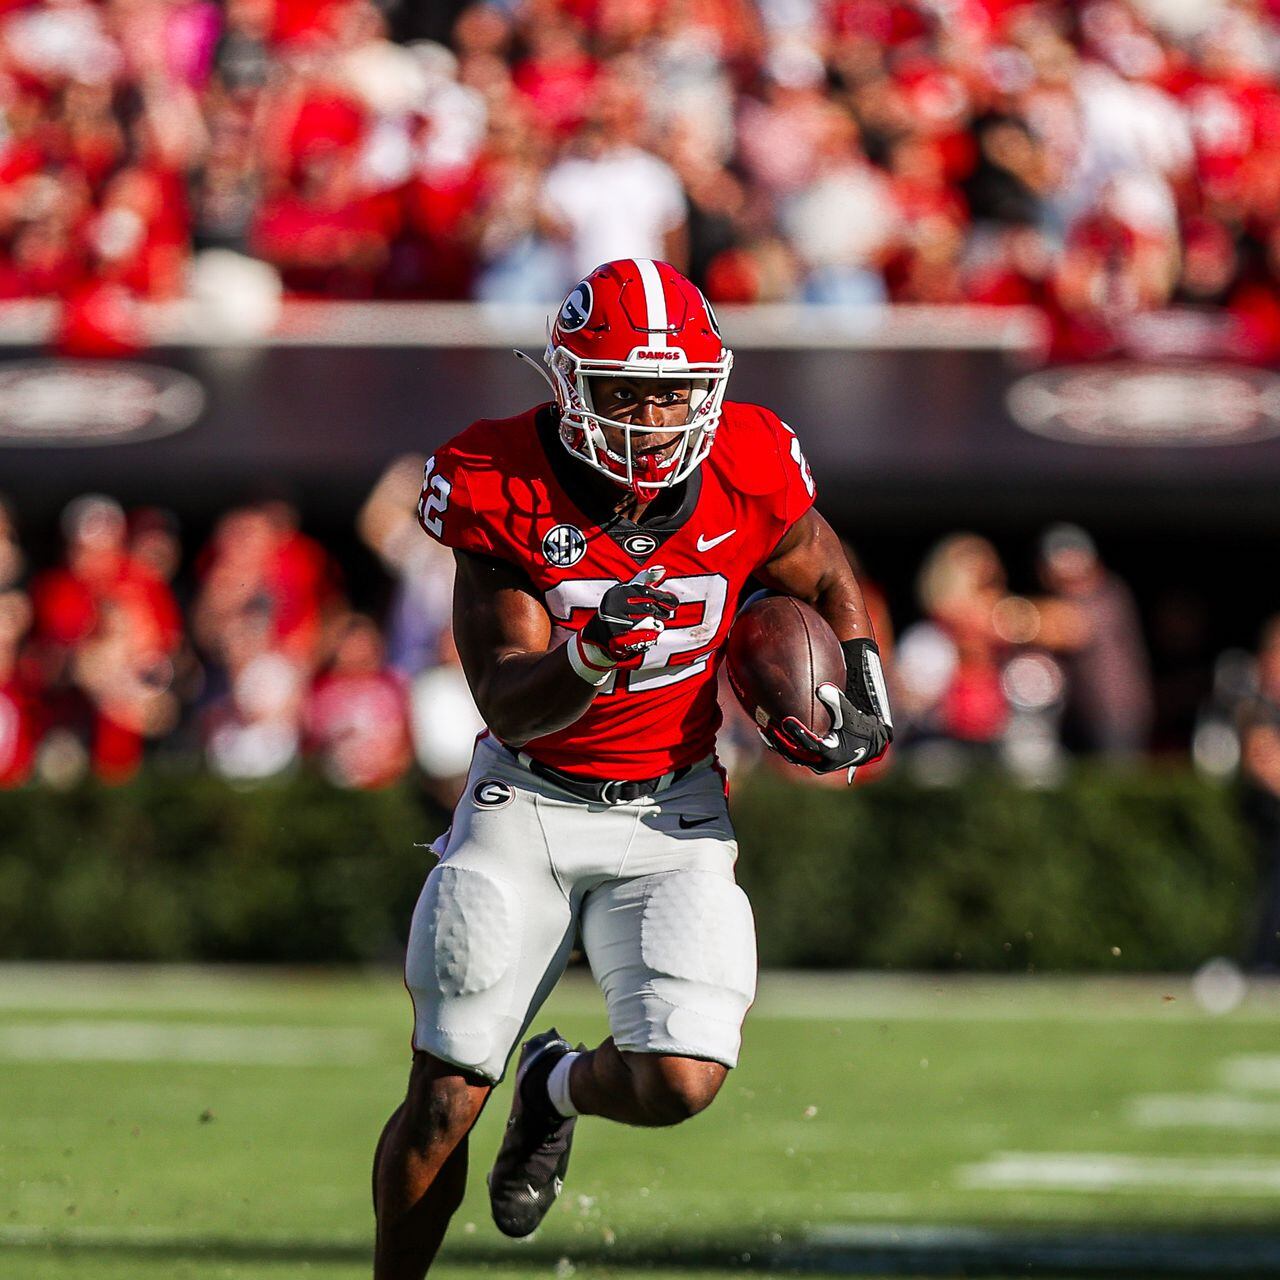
[491,778,755,1232]
[573,778,757,1124]
[380,736,577,1269]
[485,1034,729,1236]
[559,1038,729,1126]
[488,855,750,1231]
[373,1052,489,1279]
[488,762,754,1235]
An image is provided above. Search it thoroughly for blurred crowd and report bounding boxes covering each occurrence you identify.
[889,524,1154,782]
[2,461,1275,805]
[6,0,1280,358]
[0,466,495,799]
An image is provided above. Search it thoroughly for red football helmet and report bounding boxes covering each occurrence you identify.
[540,259,733,495]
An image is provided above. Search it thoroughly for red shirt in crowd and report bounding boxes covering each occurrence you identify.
[31,553,181,655]
[306,668,412,789]
[0,670,40,787]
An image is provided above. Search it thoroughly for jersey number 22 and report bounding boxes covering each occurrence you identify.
[547,574,729,694]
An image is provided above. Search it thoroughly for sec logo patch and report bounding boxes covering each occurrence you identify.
[543,523,586,567]
[472,779,514,809]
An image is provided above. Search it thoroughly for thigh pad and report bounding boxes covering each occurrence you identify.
[420,864,520,999]
[640,870,756,997]
[584,868,757,1068]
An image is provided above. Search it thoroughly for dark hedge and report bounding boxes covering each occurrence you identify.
[731,767,1255,971]
[0,767,1256,969]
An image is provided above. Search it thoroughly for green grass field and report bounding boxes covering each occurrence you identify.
[3,965,1280,1280]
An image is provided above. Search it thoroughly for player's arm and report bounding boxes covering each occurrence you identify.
[754,507,871,644]
[451,549,676,747]
[751,508,893,772]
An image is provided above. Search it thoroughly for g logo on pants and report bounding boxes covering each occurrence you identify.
[473,779,514,809]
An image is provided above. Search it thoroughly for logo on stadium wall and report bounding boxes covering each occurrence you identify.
[1007,363,1280,447]
[542,523,586,567]
[558,282,592,333]
[623,533,658,559]
[472,779,514,809]
[0,359,205,447]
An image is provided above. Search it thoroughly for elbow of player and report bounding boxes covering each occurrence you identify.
[489,720,532,748]
[483,701,577,748]
[477,699,534,747]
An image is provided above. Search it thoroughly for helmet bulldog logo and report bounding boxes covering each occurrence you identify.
[558,282,592,333]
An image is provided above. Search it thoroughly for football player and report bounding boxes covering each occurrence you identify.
[373,258,892,1278]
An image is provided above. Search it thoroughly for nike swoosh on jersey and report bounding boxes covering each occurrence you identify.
[678,814,719,829]
[696,529,737,552]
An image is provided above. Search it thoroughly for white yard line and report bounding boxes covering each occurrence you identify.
[1220,1054,1280,1091]
[748,973,1280,1023]
[0,964,323,1012]
[2,965,1280,1023]
[1128,1092,1280,1130]
[0,1020,376,1065]
[959,1152,1280,1195]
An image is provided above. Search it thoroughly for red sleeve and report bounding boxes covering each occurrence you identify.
[417,431,500,558]
[737,405,816,530]
[711,402,819,564]
[773,415,817,530]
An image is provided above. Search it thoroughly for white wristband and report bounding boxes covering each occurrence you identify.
[862,646,893,729]
[567,632,615,686]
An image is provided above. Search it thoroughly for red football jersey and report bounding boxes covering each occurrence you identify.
[420,402,816,778]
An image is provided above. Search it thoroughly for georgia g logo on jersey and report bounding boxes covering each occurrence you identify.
[558,282,592,333]
[623,532,658,560]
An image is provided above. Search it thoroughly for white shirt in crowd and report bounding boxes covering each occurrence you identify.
[542,146,686,282]
[782,161,900,270]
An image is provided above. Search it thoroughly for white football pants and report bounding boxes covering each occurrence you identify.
[404,734,758,1082]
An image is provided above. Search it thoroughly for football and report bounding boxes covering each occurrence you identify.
[725,595,847,737]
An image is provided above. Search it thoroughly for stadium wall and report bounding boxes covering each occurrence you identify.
[3,303,1280,530]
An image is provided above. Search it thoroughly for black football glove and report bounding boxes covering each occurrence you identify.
[761,637,893,781]
[569,566,678,683]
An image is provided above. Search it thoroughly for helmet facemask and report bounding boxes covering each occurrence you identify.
[545,341,733,498]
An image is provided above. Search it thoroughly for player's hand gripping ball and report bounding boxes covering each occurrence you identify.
[726,596,892,779]
[569,567,678,684]
[784,682,893,777]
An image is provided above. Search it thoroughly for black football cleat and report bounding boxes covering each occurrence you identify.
[487,1028,579,1238]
